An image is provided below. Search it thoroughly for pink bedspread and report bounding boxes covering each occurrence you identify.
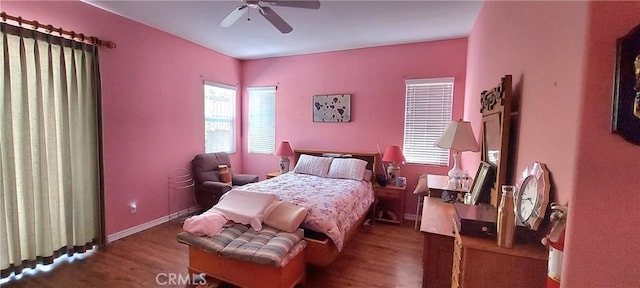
[234,172,374,251]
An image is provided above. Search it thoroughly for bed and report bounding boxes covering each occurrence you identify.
[237,149,378,266]
[233,149,378,266]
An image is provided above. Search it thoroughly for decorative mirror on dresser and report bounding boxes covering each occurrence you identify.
[480,75,513,207]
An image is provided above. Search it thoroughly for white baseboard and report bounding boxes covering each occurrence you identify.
[107,205,199,243]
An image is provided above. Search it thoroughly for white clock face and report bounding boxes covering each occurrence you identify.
[516,162,550,231]
[519,177,538,220]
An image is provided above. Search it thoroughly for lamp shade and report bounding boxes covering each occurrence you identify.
[382,145,405,163]
[275,141,294,157]
[436,121,479,152]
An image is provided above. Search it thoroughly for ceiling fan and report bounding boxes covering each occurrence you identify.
[219,0,321,34]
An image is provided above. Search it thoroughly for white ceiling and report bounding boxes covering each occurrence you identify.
[85,0,483,60]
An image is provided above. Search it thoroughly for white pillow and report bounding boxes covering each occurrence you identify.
[293,154,333,177]
[327,158,368,180]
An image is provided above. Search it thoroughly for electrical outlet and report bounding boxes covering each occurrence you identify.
[130,203,137,214]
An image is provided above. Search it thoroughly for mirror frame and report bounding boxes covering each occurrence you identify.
[480,75,513,207]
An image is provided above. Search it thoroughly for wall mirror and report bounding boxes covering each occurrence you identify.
[480,75,513,207]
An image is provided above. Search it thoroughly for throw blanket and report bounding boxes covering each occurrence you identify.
[183,210,229,237]
[183,190,278,237]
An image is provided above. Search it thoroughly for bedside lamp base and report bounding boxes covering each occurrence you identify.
[387,163,400,186]
[279,157,290,173]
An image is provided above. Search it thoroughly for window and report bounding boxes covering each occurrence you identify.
[247,86,276,154]
[403,78,454,165]
[204,81,236,153]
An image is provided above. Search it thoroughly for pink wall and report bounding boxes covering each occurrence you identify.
[241,39,469,216]
[2,1,242,236]
[466,1,640,287]
[568,1,640,286]
[463,1,587,205]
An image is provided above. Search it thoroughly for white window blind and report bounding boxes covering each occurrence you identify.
[403,78,454,165]
[248,86,276,154]
[204,81,236,154]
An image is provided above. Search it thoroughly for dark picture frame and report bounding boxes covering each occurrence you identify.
[469,161,494,205]
[313,94,351,122]
[612,24,640,145]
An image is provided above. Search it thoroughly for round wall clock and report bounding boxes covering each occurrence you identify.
[514,162,550,231]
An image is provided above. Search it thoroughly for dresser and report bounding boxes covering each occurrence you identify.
[420,197,548,288]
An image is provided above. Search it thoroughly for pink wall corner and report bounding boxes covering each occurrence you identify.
[565,1,640,286]
[2,1,242,236]
[241,39,468,215]
[467,1,640,287]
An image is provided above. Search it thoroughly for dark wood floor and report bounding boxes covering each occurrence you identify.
[3,219,423,287]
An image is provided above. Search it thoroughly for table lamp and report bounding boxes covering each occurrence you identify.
[382,145,405,185]
[436,120,479,184]
[275,141,294,173]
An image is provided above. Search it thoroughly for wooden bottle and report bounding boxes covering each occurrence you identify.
[497,185,515,248]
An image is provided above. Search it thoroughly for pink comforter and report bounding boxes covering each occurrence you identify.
[235,172,374,251]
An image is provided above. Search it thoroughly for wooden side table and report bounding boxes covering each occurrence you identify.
[420,197,456,288]
[373,184,406,225]
[414,174,468,230]
[426,174,468,200]
[266,171,281,179]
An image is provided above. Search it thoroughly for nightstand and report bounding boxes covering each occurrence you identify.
[373,184,406,225]
[266,171,282,179]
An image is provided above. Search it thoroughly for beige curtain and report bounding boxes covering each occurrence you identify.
[0,23,103,278]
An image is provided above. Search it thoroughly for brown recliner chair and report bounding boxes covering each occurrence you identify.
[192,153,259,212]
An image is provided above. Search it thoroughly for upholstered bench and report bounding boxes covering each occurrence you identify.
[177,223,306,288]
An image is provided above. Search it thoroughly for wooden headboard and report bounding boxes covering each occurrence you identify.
[293,149,380,177]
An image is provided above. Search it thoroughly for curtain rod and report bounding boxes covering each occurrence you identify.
[1,11,116,49]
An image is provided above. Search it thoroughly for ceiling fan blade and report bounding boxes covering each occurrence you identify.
[268,0,321,10]
[219,5,248,28]
[259,6,293,33]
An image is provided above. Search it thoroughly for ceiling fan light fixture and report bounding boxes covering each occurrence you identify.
[218,5,248,28]
[219,0,320,33]
[246,0,261,9]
